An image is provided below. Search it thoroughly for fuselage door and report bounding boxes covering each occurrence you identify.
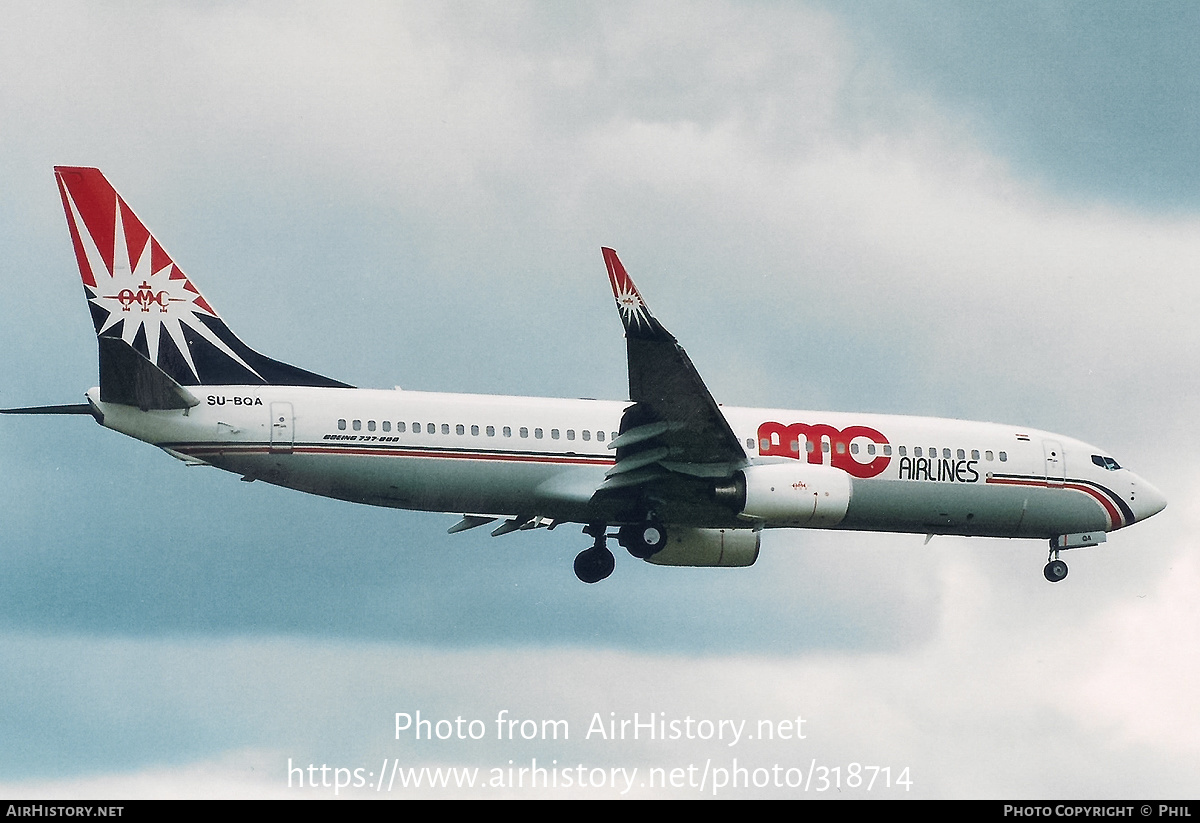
[1043,439,1065,485]
[270,402,294,454]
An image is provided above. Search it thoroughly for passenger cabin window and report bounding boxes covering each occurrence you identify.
[551,429,560,440]
[471,425,479,436]
[566,430,575,441]
[487,426,495,436]
[503,426,512,437]
[353,420,362,431]
[441,424,450,435]
[338,419,347,430]
[999,451,1007,462]
[534,428,543,439]
[598,431,606,442]
[368,420,376,432]
[520,427,529,438]
[383,421,391,432]
[456,424,464,435]
[582,430,591,441]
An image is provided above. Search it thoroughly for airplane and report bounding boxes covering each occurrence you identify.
[2,167,1167,584]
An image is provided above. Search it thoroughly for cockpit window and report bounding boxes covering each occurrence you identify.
[1091,454,1122,471]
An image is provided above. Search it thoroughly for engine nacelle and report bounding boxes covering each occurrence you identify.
[645,527,760,567]
[734,462,851,527]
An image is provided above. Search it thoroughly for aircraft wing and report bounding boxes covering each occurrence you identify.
[599,248,748,497]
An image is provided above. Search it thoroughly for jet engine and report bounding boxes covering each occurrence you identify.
[645,526,761,567]
[715,462,851,527]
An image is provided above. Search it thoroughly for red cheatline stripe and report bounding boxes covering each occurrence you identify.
[296,446,613,465]
[173,443,616,467]
[985,476,1124,529]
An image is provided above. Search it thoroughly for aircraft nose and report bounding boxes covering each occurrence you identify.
[1130,476,1167,523]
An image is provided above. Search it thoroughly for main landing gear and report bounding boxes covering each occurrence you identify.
[1043,548,1069,583]
[574,524,615,584]
[617,521,666,559]
[574,521,669,583]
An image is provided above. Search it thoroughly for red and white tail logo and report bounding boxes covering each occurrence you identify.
[55,166,263,383]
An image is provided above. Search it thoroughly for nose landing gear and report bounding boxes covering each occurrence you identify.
[1043,549,1068,583]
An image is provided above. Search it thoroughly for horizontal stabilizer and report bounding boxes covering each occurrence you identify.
[161,447,211,466]
[0,403,94,415]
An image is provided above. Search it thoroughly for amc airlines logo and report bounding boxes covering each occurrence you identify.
[757,422,890,479]
[106,280,185,313]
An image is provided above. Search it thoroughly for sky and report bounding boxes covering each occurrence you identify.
[0,1,1196,799]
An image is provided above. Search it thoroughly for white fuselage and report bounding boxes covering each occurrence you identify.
[89,385,1166,541]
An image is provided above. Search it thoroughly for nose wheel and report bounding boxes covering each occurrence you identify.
[575,525,615,584]
[1043,549,1068,583]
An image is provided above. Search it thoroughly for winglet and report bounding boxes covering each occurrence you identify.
[598,247,747,470]
[602,248,668,340]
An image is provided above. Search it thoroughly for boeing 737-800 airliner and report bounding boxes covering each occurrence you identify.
[2,167,1167,584]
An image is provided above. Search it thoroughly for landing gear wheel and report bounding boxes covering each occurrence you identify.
[1043,559,1068,583]
[574,545,615,584]
[619,522,667,559]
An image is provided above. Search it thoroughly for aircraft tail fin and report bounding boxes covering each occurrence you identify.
[53,167,351,400]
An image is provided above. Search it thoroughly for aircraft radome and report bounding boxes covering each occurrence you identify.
[1,167,1167,584]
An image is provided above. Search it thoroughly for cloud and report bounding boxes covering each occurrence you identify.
[1,532,1195,799]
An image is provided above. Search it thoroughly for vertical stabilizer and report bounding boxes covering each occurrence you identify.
[54,167,350,391]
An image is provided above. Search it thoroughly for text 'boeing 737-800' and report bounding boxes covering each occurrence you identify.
[1,167,1167,583]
